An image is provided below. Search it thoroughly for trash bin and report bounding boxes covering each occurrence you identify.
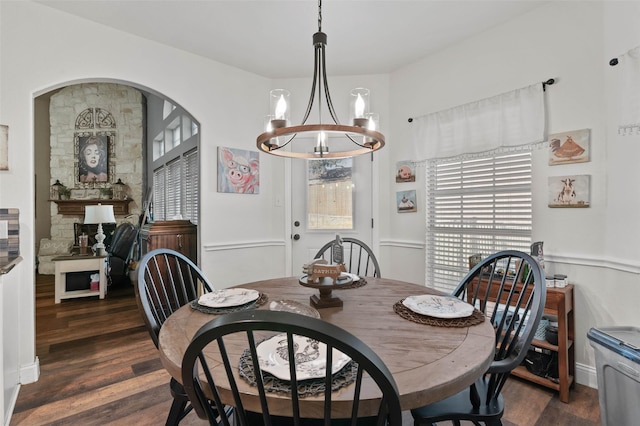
[587,326,640,426]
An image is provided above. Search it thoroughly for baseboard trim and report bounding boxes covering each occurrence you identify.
[575,361,598,389]
[20,356,40,384]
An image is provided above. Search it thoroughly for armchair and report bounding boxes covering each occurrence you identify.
[106,222,137,286]
[37,238,73,275]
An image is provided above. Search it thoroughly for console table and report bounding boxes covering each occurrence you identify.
[53,255,108,303]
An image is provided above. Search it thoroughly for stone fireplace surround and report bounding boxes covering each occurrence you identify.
[48,83,144,245]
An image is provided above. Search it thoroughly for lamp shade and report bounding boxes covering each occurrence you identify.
[84,204,116,224]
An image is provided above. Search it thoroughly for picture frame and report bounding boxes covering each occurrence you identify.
[0,125,7,170]
[217,146,260,194]
[75,132,115,184]
[548,175,590,208]
[396,190,417,213]
[395,160,416,182]
[548,129,590,165]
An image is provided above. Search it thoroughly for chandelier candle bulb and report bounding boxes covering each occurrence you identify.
[351,88,370,127]
[364,112,379,147]
[269,89,290,128]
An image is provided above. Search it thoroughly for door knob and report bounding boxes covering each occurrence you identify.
[293,234,300,240]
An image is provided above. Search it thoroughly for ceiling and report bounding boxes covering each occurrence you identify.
[37,0,551,79]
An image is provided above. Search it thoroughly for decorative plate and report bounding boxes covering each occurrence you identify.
[339,273,360,282]
[402,295,474,319]
[198,288,260,308]
[257,333,351,381]
[269,300,321,319]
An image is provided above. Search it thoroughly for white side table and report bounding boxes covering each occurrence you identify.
[53,255,108,303]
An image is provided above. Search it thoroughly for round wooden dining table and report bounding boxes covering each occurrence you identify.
[158,276,495,417]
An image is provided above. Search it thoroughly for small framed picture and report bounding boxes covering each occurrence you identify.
[217,146,260,194]
[395,160,416,182]
[0,125,8,170]
[548,129,590,165]
[548,175,590,208]
[396,190,417,213]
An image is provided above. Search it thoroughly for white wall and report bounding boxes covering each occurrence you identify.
[2,0,638,400]
[385,1,640,387]
[0,0,286,392]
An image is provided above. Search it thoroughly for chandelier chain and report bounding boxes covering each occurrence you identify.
[318,0,322,32]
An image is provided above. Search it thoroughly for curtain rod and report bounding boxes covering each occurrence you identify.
[610,45,640,66]
[407,78,556,123]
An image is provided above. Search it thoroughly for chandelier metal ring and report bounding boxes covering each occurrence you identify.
[258,125,385,159]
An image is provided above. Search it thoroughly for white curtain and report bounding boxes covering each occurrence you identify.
[412,83,545,160]
[615,45,640,135]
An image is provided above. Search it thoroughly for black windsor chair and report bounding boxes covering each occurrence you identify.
[181,310,403,426]
[410,250,546,426]
[314,237,381,278]
[135,248,219,425]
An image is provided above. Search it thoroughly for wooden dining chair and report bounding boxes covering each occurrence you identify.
[314,237,381,278]
[181,310,403,426]
[136,248,216,426]
[411,250,546,426]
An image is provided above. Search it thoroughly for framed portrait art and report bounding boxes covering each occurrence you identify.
[217,146,260,194]
[75,133,115,184]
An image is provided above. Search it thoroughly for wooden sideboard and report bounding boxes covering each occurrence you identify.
[50,199,131,216]
[140,220,197,263]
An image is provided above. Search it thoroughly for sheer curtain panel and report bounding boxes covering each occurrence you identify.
[411,83,545,161]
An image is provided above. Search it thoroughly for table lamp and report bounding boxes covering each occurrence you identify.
[84,204,116,256]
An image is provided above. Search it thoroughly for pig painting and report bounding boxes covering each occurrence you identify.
[217,147,260,194]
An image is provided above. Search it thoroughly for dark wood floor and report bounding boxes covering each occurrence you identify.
[11,274,601,425]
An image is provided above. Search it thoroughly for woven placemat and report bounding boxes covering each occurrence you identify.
[333,277,367,290]
[189,292,268,314]
[238,346,357,397]
[393,298,485,327]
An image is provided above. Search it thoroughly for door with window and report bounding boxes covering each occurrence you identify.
[290,144,374,275]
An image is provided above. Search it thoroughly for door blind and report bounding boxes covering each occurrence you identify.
[426,151,532,293]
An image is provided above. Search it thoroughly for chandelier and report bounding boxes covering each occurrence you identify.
[257,0,385,159]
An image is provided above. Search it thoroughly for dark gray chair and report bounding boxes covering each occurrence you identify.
[410,250,546,426]
[182,310,402,426]
[136,248,214,425]
[314,237,381,278]
[106,222,137,286]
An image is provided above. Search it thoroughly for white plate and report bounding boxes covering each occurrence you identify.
[269,300,321,319]
[198,288,259,308]
[257,333,351,381]
[402,295,474,319]
[339,273,360,282]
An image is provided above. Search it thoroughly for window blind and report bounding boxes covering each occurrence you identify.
[166,158,182,220]
[426,151,532,293]
[184,148,199,224]
[153,167,166,221]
